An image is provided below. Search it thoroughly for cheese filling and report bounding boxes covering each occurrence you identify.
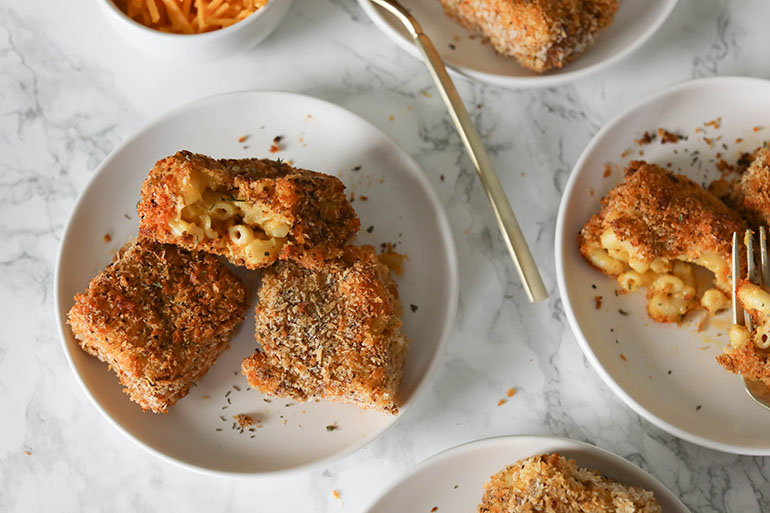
[168,171,291,266]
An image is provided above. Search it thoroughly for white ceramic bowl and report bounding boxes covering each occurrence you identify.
[98,0,294,62]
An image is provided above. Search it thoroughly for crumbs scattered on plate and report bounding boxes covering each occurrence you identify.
[497,387,517,406]
[233,414,254,429]
[270,135,284,153]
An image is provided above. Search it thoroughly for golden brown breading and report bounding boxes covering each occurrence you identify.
[439,0,618,72]
[723,148,770,228]
[241,245,407,414]
[478,453,661,513]
[67,237,247,413]
[138,151,360,270]
[580,161,744,291]
[718,280,770,388]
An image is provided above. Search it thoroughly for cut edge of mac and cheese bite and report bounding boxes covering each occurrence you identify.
[138,151,360,270]
[719,280,770,388]
[241,245,408,415]
[67,237,247,413]
[579,160,745,323]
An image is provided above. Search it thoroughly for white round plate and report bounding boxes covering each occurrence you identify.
[556,76,770,455]
[364,435,689,512]
[54,91,458,475]
[358,0,678,88]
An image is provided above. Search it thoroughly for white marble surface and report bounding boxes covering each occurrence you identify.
[2,0,770,511]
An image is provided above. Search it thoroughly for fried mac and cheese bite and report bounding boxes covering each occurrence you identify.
[722,148,770,227]
[67,237,247,413]
[439,0,618,72]
[478,453,661,513]
[579,161,745,322]
[138,151,360,270]
[718,280,770,388]
[241,245,408,414]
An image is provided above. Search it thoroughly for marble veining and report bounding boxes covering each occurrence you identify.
[2,0,770,511]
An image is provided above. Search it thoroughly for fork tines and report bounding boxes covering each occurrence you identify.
[732,227,770,330]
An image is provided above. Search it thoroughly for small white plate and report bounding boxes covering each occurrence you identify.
[364,435,689,512]
[358,0,678,88]
[54,91,458,476]
[556,76,770,455]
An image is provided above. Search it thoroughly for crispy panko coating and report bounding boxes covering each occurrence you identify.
[241,245,408,414]
[722,148,770,228]
[67,237,247,413]
[718,280,770,388]
[579,161,745,292]
[478,453,661,513]
[439,0,618,72]
[138,151,359,270]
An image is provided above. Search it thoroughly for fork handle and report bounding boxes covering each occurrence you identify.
[370,0,548,303]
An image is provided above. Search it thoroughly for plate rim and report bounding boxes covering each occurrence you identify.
[554,75,770,456]
[53,89,460,477]
[362,434,690,512]
[356,0,680,88]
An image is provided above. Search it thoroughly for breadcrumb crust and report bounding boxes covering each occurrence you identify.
[241,245,408,414]
[478,453,661,513]
[725,148,770,228]
[439,0,618,72]
[67,237,247,413]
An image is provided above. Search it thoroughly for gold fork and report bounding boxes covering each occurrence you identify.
[367,0,548,303]
[732,228,770,409]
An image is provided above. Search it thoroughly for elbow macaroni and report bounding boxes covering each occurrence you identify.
[701,288,727,314]
[169,170,292,265]
[589,227,727,323]
[729,324,751,349]
[736,283,770,349]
